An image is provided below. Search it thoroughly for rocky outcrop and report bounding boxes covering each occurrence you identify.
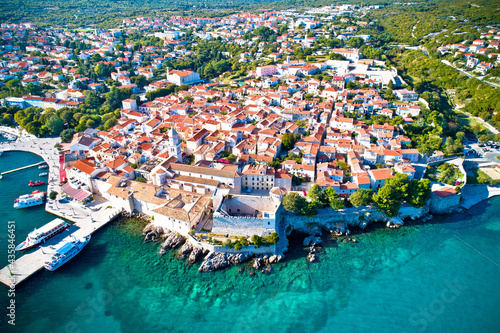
[268,254,285,264]
[177,242,193,258]
[307,253,317,262]
[252,257,262,270]
[288,204,429,233]
[161,233,186,249]
[303,235,322,247]
[143,225,165,243]
[386,216,404,228]
[198,252,252,272]
[188,245,205,263]
[142,223,154,235]
[123,211,152,222]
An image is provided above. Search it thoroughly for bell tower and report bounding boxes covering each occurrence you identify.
[167,124,183,162]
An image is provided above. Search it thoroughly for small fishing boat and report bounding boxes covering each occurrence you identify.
[28,180,46,186]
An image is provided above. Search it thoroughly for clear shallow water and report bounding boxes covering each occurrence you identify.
[0,151,499,333]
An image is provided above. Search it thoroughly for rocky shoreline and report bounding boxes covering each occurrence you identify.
[126,200,465,273]
[138,219,287,273]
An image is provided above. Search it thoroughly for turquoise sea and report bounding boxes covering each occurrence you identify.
[1,149,499,333]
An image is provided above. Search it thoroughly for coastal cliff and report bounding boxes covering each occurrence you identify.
[286,204,430,235]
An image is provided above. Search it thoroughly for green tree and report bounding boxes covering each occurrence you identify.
[60,128,75,143]
[239,237,249,247]
[282,192,307,213]
[301,201,320,216]
[223,238,233,248]
[324,187,337,200]
[49,191,58,200]
[103,118,118,131]
[329,196,345,210]
[86,119,96,128]
[373,174,410,217]
[307,184,322,201]
[45,115,65,135]
[251,235,265,248]
[337,162,349,172]
[406,179,431,208]
[281,132,295,150]
[265,232,279,245]
[131,75,148,88]
[373,185,402,217]
[350,189,373,207]
[227,153,237,164]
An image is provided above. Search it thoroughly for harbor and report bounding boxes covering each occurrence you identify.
[0,136,123,287]
[0,204,122,287]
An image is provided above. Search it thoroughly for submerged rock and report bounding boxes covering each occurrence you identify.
[268,254,284,263]
[252,258,262,270]
[307,253,317,262]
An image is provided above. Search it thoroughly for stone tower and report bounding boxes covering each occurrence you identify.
[167,124,183,162]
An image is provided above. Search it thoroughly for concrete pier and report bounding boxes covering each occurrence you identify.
[0,206,122,287]
[1,161,46,175]
[0,136,123,287]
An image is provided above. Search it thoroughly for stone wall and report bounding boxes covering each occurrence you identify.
[429,193,461,214]
[184,230,277,255]
[212,214,275,237]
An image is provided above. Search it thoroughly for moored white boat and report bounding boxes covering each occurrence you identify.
[14,190,46,209]
[44,235,91,271]
[15,218,70,251]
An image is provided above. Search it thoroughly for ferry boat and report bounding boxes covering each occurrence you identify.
[44,235,91,271]
[15,218,70,251]
[39,172,48,177]
[38,164,48,169]
[14,190,46,209]
[28,180,46,186]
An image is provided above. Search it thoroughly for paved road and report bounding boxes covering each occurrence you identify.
[483,152,500,165]
[441,60,499,89]
[456,108,499,134]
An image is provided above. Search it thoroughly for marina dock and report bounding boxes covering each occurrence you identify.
[1,161,46,175]
[0,206,123,287]
[0,137,123,287]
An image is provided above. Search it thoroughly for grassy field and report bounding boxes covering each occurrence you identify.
[456,112,487,130]
[466,165,500,185]
[426,162,463,186]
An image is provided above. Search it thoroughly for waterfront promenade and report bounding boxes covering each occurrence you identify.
[0,135,122,287]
